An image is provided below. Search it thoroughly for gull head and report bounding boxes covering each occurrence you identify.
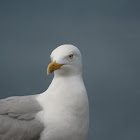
[47,44,82,76]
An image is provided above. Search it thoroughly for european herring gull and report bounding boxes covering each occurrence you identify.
[0,44,89,140]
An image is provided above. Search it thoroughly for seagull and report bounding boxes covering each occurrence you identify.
[0,44,89,140]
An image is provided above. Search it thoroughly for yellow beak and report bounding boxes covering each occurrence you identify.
[47,60,64,75]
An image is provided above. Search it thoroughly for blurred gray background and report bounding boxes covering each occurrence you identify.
[0,0,140,140]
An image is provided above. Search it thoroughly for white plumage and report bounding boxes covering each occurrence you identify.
[37,44,89,140]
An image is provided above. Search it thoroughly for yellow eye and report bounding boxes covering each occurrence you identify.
[69,54,73,59]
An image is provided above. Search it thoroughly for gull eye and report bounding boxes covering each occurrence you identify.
[69,54,73,59]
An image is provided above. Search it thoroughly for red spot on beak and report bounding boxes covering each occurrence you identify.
[50,70,54,73]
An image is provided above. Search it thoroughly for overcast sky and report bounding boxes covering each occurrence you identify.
[0,1,140,140]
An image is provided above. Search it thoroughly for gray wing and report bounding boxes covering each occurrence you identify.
[0,95,44,140]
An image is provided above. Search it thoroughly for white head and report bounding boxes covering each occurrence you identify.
[47,44,82,77]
